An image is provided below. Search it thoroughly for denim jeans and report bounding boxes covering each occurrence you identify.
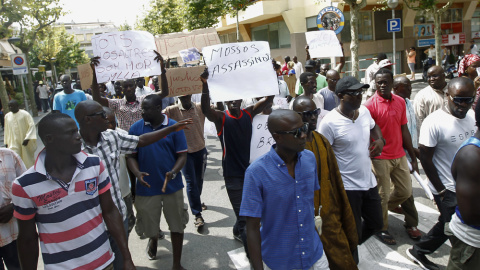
[181,148,207,216]
[225,177,248,256]
[414,190,457,254]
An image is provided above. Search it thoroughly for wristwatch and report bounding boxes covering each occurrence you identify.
[170,171,177,179]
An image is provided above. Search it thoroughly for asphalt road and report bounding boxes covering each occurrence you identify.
[6,78,453,269]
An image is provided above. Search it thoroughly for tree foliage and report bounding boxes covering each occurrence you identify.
[0,0,64,116]
[136,0,255,35]
[118,22,132,31]
[29,26,89,75]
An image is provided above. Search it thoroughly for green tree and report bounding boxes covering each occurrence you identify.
[118,22,132,31]
[30,26,89,75]
[0,0,64,116]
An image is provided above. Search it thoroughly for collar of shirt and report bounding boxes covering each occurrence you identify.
[178,102,195,111]
[430,84,448,95]
[373,91,397,103]
[33,149,88,176]
[123,96,140,105]
[81,130,110,150]
[144,114,169,128]
[268,145,303,168]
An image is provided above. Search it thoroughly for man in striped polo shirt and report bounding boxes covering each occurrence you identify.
[11,113,135,269]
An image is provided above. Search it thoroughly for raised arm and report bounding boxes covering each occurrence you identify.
[137,119,192,147]
[305,45,311,61]
[90,57,109,107]
[336,42,345,72]
[247,95,274,118]
[200,70,223,125]
[152,51,169,98]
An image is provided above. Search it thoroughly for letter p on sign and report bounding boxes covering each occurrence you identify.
[387,18,401,33]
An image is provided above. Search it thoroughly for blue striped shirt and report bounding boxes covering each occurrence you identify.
[240,146,323,270]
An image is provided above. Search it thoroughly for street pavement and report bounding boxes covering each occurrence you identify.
[1,78,454,269]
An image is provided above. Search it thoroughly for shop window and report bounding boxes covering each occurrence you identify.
[340,12,373,43]
[374,10,403,40]
[219,32,243,43]
[252,21,291,49]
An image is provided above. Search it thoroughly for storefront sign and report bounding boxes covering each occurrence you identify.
[473,31,480,39]
[442,33,466,46]
[316,7,345,35]
[417,39,435,47]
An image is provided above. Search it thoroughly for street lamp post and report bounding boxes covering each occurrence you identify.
[387,0,399,75]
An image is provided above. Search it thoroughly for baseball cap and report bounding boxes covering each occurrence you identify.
[378,59,393,68]
[335,76,370,94]
[305,60,316,68]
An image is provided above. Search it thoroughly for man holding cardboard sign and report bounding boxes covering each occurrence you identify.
[200,70,274,257]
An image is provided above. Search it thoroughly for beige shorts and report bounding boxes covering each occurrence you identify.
[134,189,188,237]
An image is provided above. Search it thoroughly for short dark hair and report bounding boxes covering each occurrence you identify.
[374,68,394,80]
[300,72,315,84]
[143,94,163,107]
[38,112,73,143]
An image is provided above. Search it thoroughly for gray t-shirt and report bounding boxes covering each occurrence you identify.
[318,87,339,111]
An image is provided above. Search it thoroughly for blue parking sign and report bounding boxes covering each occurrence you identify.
[387,18,401,32]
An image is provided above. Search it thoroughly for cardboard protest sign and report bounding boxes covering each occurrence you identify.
[91,31,162,83]
[203,41,279,102]
[161,66,204,97]
[155,28,221,58]
[305,30,343,58]
[77,63,93,90]
[250,115,275,163]
[283,75,297,96]
[179,48,201,63]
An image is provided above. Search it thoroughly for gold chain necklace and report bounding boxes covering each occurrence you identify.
[336,108,357,123]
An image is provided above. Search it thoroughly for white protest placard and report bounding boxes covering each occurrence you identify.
[250,115,275,163]
[305,30,343,58]
[273,97,289,109]
[91,31,162,83]
[203,41,279,102]
[155,28,221,58]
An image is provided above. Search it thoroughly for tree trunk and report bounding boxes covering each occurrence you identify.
[0,75,10,114]
[24,48,38,117]
[350,6,360,79]
[434,10,442,66]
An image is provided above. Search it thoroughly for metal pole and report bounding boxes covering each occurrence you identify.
[53,64,58,86]
[392,9,396,75]
[236,7,240,42]
[19,75,29,112]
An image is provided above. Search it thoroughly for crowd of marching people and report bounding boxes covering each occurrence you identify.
[1,41,480,270]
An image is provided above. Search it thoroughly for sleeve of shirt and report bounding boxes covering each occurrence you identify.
[98,160,112,195]
[295,79,303,95]
[399,99,408,125]
[53,95,60,111]
[173,128,188,153]
[413,93,426,132]
[418,115,438,147]
[11,180,37,220]
[13,152,27,178]
[239,166,263,218]
[318,120,335,145]
[115,129,140,154]
[364,100,376,120]
[79,91,87,101]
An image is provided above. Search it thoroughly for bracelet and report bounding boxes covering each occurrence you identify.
[379,137,386,145]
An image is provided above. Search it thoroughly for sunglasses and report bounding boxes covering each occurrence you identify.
[274,123,309,138]
[449,95,475,105]
[297,108,321,118]
[87,111,107,119]
[344,89,366,96]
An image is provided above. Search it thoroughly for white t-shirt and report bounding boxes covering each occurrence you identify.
[293,62,304,77]
[135,86,153,96]
[419,109,476,194]
[449,213,480,248]
[319,106,377,190]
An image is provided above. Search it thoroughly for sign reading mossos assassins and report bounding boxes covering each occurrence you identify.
[316,6,345,35]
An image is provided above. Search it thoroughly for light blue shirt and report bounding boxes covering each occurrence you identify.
[405,98,418,161]
[240,146,323,270]
[53,90,87,127]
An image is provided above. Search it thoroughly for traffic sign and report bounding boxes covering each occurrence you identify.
[10,53,28,75]
[387,18,401,33]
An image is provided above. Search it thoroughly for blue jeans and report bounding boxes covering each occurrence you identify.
[182,148,207,216]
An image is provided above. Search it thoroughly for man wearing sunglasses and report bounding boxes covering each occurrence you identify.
[407,77,476,270]
[241,109,328,270]
[293,97,358,269]
[75,100,192,267]
[319,76,385,265]
[413,66,447,134]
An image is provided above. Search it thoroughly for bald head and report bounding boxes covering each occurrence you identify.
[448,77,475,96]
[74,100,103,123]
[393,76,410,88]
[326,70,339,78]
[292,96,316,112]
[393,76,412,100]
[268,109,303,134]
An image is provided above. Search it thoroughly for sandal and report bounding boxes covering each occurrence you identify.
[201,203,207,211]
[375,230,397,245]
[194,216,205,228]
[146,238,157,260]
